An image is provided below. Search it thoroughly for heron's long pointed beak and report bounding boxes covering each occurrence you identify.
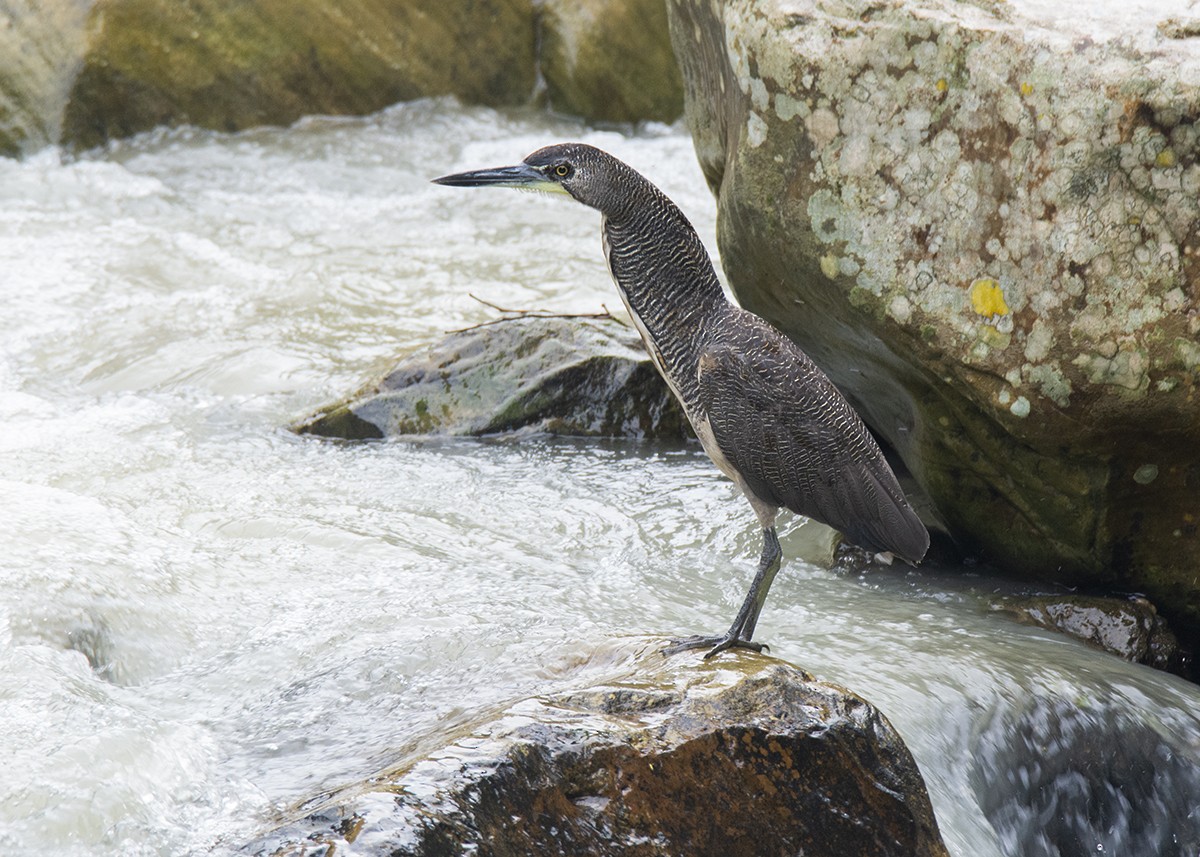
[432,163,566,193]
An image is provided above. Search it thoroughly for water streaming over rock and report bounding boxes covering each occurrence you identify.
[1,101,1198,856]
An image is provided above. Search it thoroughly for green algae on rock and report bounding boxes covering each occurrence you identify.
[538,0,684,124]
[295,316,691,440]
[60,0,537,150]
[243,640,951,857]
[666,0,1200,640]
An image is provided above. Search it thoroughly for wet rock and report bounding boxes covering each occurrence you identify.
[243,642,950,857]
[991,593,1189,677]
[295,316,690,440]
[539,0,684,124]
[666,0,1200,638]
[57,0,536,151]
[972,694,1200,856]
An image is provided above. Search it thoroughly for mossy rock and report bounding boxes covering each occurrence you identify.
[60,0,537,150]
[295,316,691,440]
[539,0,684,124]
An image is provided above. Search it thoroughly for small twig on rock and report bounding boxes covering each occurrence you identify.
[447,294,626,333]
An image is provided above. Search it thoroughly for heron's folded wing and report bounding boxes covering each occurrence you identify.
[697,337,928,562]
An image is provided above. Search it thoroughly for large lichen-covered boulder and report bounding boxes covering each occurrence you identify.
[295,316,690,440]
[666,0,1200,634]
[243,643,950,857]
[60,0,536,150]
[539,0,684,123]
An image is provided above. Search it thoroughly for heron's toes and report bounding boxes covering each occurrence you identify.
[661,634,768,658]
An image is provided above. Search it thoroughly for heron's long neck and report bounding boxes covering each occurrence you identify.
[601,189,728,415]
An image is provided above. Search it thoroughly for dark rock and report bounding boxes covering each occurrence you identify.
[992,593,1190,677]
[295,317,691,440]
[665,0,1200,639]
[972,694,1200,856]
[243,642,950,857]
[539,0,684,124]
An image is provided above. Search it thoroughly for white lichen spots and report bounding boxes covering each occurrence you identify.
[1028,363,1072,407]
[1072,348,1148,390]
[746,112,768,148]
[806,107,840,149]
[819,254,840,280]
[749,76,769,111]
[1157,377,1178,392]
[1164,287,1188,312]
[1004,368,1022,387]
[774,93,807,122]
[1177,337,1200,370]
[1024,319,1053,362]
[1009,396,1031,418]
[888,294,912,324]
[838,134,873,176]
[998,388,1012,405]
[1133,464,1159,485]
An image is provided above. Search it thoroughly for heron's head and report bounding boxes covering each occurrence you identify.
[432,143,627,214]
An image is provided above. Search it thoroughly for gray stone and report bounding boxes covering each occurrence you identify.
[243,641,950,857]
[294,316,691,440]
[665,0,1200,638]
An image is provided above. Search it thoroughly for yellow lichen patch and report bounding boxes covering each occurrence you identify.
[1019,81,1034,96]
[936,78,948,92]
[970,278,1010,318]
[819,254,840,280]
[1156,148,1177,168]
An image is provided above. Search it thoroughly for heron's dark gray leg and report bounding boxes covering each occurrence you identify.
[663,527,782,658]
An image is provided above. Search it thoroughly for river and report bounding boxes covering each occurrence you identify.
[1,100,1198,856]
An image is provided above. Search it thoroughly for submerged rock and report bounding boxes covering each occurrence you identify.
[244,642,950,857]
[666,0,1200,638]
[992,593,1189,677]
[973,694,1200,856]
[295,316,690,440]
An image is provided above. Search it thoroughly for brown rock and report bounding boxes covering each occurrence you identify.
[243,642,950,857]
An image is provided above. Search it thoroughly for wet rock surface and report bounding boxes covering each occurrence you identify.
[992,593,1190,677]
[295,317,690,440]
[666,0,1200,640]
[243,641,950,857]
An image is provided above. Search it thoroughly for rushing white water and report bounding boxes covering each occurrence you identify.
[1,101,1198,857]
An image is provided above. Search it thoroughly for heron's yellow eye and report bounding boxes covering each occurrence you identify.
[554,164,570,177]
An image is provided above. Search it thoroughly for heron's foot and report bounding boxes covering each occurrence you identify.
[661,633,769,659]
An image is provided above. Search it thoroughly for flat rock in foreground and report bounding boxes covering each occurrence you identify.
[295,316,690,440]
[243,642,949,857]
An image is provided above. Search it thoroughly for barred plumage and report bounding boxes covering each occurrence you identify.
[434,142,930,658]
